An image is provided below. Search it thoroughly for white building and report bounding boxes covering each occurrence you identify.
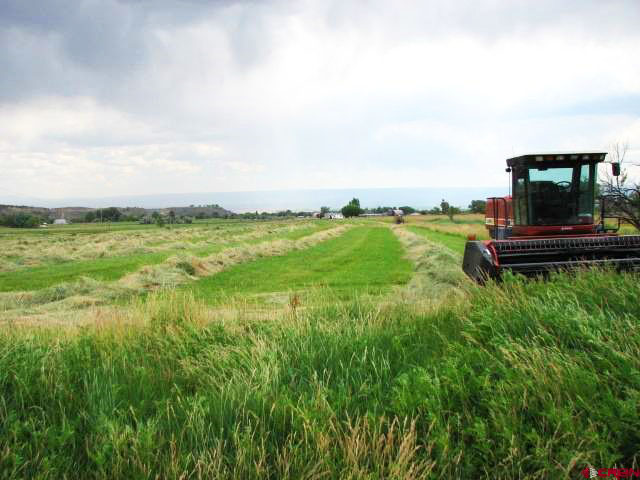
[54,208,67,224]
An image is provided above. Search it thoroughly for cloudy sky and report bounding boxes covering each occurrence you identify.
[1,0,639,201]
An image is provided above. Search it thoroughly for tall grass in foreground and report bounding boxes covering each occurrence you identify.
[1,270,639,478]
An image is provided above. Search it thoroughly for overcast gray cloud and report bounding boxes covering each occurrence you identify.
[1,0,639,201]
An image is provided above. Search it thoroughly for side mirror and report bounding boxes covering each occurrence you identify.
[612,162,621,177]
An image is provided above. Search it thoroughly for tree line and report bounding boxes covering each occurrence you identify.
[0,212,48,228]
[331,198,487,218]
[0,199,492,228]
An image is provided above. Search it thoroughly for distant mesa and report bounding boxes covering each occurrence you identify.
[0,203,235,224]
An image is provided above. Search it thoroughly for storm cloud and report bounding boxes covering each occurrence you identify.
[1,0,639,201]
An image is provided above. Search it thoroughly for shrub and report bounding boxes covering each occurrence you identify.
[0,212,41,228]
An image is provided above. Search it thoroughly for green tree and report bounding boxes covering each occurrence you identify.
[448,206,461,221]
[0,213,41,228]
[96,207,121,222]
[341,198,363,218]
[84,211,96,222]
[468,200,487,214]
[440,199,450,216]
[399,206,415,215]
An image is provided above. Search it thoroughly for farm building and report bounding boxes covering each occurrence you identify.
[53,208,68,225]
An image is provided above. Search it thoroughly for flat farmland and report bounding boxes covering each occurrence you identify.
[1,216,639,479]
[189,226,412,305]
[0,221,332,292]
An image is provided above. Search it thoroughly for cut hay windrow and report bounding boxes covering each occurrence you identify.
[391,226,470,310]
[121,223,353,290]
[411,218,488,240]
[0,220,321,273]
[0,224,351,324]
[0,222,331,293]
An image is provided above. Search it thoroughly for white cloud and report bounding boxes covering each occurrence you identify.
[0,0,639,200]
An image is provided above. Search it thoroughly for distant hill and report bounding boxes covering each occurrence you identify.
[0,187,505,213]
[0,204,234,222]
[0,204,94,222]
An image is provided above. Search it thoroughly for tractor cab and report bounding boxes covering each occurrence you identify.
[508,152,606,237]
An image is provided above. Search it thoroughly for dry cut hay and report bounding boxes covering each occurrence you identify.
[120,224,352,290]
[390,226,470,312]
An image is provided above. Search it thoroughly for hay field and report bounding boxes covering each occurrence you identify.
[1,216,639,479]
[0,219,340,323]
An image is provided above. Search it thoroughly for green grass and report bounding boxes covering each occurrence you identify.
[0,252,174,292]
[0,224,330,293]
[189,226,412,303]
[189,225,329,257]
[0,218,293,237]
[1,269,639,478]
[407,225,468,254]
[2,218,639,478]
[0,221,193,236]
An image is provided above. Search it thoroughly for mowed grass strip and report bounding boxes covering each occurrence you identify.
[189,226,412,302]
[0,224,331,293]
[191,224,333,257]
[406,225,468,255]
[0,219,259,237]
[0,252,173,292]
[405,214,489,240]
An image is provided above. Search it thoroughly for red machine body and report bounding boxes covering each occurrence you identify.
[463,152,640,282]
[485,196,597,238]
